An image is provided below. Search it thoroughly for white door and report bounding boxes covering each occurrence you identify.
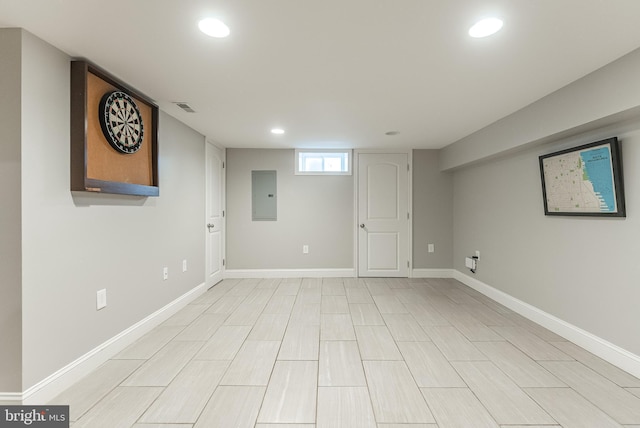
[358,153,409,277]
[205,141,224,288]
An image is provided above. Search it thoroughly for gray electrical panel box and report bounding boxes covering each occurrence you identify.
[252,170,277,221]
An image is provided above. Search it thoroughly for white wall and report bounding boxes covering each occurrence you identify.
[226,149,353,270]
[0,28,23,393]
[14,30,206,391]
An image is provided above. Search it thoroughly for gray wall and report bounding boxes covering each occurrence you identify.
[412,150,453,269]
[0,28,23,393]
[446,44,640,359]
[9,30,206,391]
[226,149,353,270]
[453,126,640,356]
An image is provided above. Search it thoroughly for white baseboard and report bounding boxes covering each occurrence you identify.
[412,268,454,278]
[224,268,453,279]
[224,268,356,279]
[16,282,208,405]
[0,392,22,403]
[453,270,640,379]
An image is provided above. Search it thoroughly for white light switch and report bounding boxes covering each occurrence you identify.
[428,244,435,253]
[163,267,168,280]
[182,259,187,272]
[96,289,107,310]
[303,245,309,254]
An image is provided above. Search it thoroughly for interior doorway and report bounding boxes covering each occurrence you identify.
[357,151,411,277]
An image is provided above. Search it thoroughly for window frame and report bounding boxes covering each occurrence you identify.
[294,149,352,176]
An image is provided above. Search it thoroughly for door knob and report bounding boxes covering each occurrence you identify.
[360,224,365,228]
[207,223,215,231]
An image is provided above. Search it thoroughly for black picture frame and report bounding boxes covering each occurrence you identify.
[539,137,625,217]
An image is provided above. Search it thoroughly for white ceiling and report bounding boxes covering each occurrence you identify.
[2,0,640,149]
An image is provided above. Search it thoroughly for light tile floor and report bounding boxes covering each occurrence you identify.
[50,277,640,427]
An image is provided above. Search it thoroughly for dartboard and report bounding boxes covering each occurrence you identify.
[99,91,144,154]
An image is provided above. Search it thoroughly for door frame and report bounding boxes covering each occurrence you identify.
[353,149,413,278]
[205,139,226,288]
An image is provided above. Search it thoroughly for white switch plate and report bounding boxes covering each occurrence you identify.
[163,267,168,280]
[475,250,480,259]
[182,259,187,272]
[96,289,107,310]
[428,243,435,253]
[303,245,309,254]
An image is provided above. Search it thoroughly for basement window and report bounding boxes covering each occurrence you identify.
[295,149,352,175]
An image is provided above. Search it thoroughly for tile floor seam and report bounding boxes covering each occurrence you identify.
[446,358,509,427]
[544,359,640,425]
[253,280,304,426]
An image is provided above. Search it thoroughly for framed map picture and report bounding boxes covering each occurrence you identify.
[539,137,625,217]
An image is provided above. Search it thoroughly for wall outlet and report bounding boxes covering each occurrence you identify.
[303,245,309,254]
[428,243,435,253]
[182,259,187,272]
[465,257,477,270]
[163,267,168,280]
[96,289,107,310]
[475,250,480,259]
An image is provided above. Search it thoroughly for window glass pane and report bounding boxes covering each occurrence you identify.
[324,157,342,171]
[303,156,323,171]
[296,150,351,175]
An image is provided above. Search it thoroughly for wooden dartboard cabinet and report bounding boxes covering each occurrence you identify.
[70,60,159,196]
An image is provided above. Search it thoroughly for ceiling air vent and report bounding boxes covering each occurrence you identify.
[174,102,196,113]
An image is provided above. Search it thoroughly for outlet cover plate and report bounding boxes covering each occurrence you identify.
[96,289,107,310]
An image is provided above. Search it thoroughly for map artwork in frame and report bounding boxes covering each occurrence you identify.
[539,137,625,217]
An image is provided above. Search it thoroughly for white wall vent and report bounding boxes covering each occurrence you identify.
[174,102,196,113]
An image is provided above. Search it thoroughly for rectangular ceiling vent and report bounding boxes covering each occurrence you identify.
[174,102,196,113]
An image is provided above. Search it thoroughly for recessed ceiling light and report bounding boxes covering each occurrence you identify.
[198,18,230,38]
[271,128,285,135]
[468,17,503,38]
